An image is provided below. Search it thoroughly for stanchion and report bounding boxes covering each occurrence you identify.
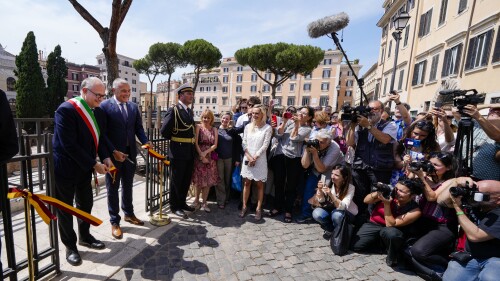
[149,161,171,226]
[23,189,35,281]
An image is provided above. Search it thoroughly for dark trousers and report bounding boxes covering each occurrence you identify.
[352,167,392,214]
[352,222,405,263]
[271,154,302,214]
[169,157,194,211]
[55,176,94,251]
[410,222,456,268]
[106,150,135,225]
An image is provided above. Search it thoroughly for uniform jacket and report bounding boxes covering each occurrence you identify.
[160,104,195,160]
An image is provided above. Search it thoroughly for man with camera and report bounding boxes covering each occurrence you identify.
[346,100,398,217]
[439,178,500,281]
[296,129,343,223]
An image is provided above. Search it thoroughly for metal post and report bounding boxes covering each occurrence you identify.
[389,31,402,93]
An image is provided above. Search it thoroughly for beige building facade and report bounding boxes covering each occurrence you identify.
[96,53,141,103]
[376,0,500,115]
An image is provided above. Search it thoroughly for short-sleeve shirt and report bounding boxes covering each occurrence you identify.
[466,208,500,259]
[354,119,398,144]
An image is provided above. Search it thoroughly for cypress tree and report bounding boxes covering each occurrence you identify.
[46,45,68,117]
[14,31,46,132]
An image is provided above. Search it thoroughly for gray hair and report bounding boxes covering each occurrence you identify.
[315,129,332,142]
[112,78,129,89]
[80,77,103,95]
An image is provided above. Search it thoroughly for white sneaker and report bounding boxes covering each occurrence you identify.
[201,205,211,213]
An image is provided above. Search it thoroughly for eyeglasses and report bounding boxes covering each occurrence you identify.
[331,115,339,119]
[446,116,454,119]
[286,108,297,113]
[240,106,248,109]
[430,152,452,161]
[87,88,106,99]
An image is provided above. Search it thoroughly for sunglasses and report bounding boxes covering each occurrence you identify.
[287,108,297,113]
[415,120,435,132]
[430,152,452,161]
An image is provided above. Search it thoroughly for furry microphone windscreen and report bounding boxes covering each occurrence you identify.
[307,12,350,38]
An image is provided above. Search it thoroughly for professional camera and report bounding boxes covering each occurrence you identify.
[408,160,435,173]
[372,182,394,200]
[439,89,485,115]
[450,183,490,203]
[305,139,320,149]
[341,105,372,122]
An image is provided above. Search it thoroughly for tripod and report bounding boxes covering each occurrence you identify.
[453,116,475,177]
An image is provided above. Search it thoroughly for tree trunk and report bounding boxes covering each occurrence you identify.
[103,47,119,95]
[166,75,172,109]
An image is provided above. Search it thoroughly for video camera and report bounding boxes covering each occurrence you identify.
[341,105,372,122]
[408,159,435,173]
[372,182,393,200]
[439,89,485,115]
[305,139,320,149]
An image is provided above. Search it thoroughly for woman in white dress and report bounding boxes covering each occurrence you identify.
[240,104,272,221]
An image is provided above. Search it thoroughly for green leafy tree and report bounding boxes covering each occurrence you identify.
[179,39,222,109]
[68,0,133,94]
[152,42,186,109]
[46,45,68,117]
[14,31,46,132]
[235,43,324,99]
[133,48,162,128]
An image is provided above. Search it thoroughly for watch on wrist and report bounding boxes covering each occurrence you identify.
[366,125,372,130]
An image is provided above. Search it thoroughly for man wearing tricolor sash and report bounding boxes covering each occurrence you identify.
[53,77,110,266]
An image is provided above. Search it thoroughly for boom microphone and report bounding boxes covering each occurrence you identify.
[307,12,350,38]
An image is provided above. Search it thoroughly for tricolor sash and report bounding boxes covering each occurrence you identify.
[68,97,100,150]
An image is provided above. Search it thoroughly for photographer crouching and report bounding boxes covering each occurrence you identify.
[295,129,344,223]
[345,100,398,220]
[438,177,500,281]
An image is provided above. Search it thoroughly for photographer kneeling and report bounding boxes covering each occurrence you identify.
[296,129,343,223]
[438,178,500,281]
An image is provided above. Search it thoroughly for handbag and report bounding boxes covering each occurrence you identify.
[210,151,219,161]
[308,189,335,211]
[330,213,353,256]
[231,165,242,192]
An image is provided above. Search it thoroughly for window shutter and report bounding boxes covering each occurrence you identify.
[454,43,463,74]
[422,60,427,84]
[492,29,500,63]
[442,49,450,77]
[481,29,494,67]
[412,64,418,86]
[426,9,433,35]
[458,0,467,14]
[419,14,425,37]
[465,37,476,70]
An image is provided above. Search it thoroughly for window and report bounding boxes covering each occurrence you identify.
[264,72,272,80]
[398,69,405,90]
[322,69,331,78]
[492,29,500,63]
[382,25,388,38]
[290,74,297,80]
[237,74,243,83]
[222,97,228,105]
[304,73,312,79]
[438,0,448,26]
[465,30,494,70]
[275,97,282,105]
[403,25,410,47]
[250,85,257,92]
[345,90,352,97]
[236,86,242,93]
[72,73,79,80]
[323,59,332,65]
[287,97,295,106]
[442,43,463,77]
[491,97,500,104]
[303,83,311,91]
[131,87,135,92]
[223,67,229,73]
[207,86,211,92]
[213,86,217,92]
[200,87,204,92]
[212,97,217,103]
[263,84,270,92]
[302,96,310,106]
[251,73,257,82]
[223,75,228,83]
[388,40,392,58]
[199,97,204,104]
[347,71,352,76]
[407,0,415,10]
[321,82,329,91]
[290,83,295,92]
[412,60,427,86]
[429,54,439,81]
[222,86,228,93]
[458,0,467,14]
[6,77,15,91]
[319,96,329,106]
[380,48,385,63]
[72,84,79,91]
[132,79,137,84]
[263,96,270,105]
[346,80,353,87]
[237,66,243,72]
[418,9,433,37]
[276,85,282,92]
[383,77,388,95]
[205,97,210,104]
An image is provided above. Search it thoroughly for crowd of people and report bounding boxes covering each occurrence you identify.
[43,77,499,281]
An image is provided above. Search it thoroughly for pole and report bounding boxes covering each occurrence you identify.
[388,31,402,109]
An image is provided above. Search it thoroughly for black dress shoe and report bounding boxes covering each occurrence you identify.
[79,237,105,250]
[182,205,195,212]
[174,210,187,218]
[66,249,82,266]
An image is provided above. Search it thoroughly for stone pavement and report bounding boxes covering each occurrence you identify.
[3,174,423,281]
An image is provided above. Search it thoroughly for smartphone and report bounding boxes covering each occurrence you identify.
[320,175,326,185]
[284,112,292,119]
[271,114,278,127]
[244,160,249,165]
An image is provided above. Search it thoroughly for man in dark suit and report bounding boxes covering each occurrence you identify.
[100,78,149,240]
[0,89,19,272]
[53,77,110,266]
[160,83,196,218]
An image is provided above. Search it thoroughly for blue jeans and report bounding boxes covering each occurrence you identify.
[299,173,320,218]
[312,208,350,232]
[443,257,500,281]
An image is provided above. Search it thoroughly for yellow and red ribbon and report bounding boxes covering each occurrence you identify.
[109,166,118,183]
[142,144,170,166]
[7,188,103,226]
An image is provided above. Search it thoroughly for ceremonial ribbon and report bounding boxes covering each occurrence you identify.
[142,144,170,166]
[7,188,103,226]
[109,166,118,184]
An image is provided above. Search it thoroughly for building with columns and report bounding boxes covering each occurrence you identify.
[376,0,500,115]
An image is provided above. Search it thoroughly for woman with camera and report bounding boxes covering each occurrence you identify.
[311,164,358,238]
[407,152,458,278]
[239,105,272,221]
[268,106,314,223]
[352,178,423,267]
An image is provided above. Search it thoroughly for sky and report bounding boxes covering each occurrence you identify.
[0,0,384,90]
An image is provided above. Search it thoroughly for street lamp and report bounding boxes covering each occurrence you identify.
[335,84,341,111]
[389,12,410,94]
